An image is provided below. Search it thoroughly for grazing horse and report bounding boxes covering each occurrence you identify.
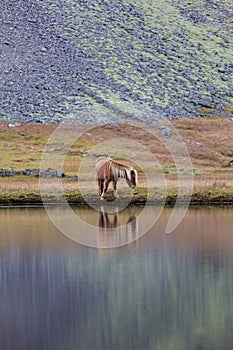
[95,156,138,200]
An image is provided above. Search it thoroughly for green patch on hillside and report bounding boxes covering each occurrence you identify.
[41,0,233,122]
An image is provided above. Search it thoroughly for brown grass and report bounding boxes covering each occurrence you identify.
[0,119,233,198]
[171,118,233,167]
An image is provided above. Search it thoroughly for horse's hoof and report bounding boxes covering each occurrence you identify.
[100,196,104,200]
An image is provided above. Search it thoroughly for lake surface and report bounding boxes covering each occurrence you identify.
[0,206,233,350]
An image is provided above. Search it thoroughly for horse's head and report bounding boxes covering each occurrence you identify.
[126,169,138,189]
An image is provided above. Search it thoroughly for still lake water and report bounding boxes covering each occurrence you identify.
[0,206,233,350]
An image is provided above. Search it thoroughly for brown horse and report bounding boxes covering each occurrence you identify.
[95,156,138,200]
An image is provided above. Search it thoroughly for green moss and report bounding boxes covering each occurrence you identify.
[28,0,233,122]
[0,192,42,206]
[1,188,232,206]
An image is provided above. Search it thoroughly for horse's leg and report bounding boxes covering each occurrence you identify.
[112,180,118,199]
[98,179,104,196]
[97,179,101,195]
[101,179,110,200]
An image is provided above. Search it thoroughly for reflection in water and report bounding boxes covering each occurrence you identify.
[0,207,233,350]
[97,206,138,247]
[43,205,145,248]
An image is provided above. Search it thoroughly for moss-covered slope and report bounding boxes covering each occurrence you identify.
[0,0,232,123]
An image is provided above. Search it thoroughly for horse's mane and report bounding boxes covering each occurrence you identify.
[110,160,131,180]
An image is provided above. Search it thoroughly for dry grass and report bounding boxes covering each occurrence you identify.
[171,118,233,168]
[0,119,233,199]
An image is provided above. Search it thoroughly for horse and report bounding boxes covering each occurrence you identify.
[95,156,138,200]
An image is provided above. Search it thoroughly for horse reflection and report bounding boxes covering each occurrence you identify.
[99,210,118,229]
[97,206,138,247]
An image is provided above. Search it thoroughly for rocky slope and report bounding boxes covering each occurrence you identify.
[0,0,232,124]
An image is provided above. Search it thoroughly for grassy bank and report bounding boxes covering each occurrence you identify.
[0,187,233,207]
[0,119,233,206]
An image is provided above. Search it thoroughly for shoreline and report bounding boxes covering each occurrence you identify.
[1,189,233,207]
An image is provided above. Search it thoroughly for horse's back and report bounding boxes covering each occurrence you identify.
[95,156,111,169]
[95,156,112,178]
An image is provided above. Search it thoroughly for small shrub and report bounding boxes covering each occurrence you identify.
[219,157,232,168]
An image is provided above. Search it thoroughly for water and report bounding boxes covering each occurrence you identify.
[0,206,233,350]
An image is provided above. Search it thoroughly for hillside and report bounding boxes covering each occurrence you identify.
[0,0,233,124]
